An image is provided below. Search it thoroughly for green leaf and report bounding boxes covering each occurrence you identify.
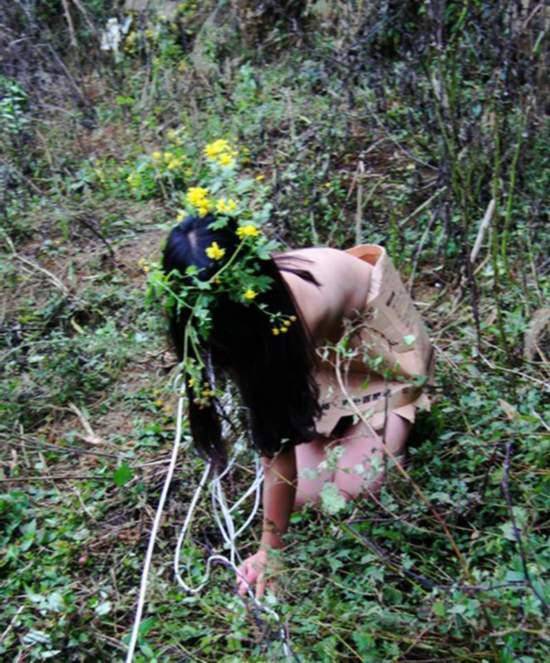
[500,521,517,541]
[433,600,446,617]
[95,600,112,616]
[320,482,346,515]
[113,463,133,487]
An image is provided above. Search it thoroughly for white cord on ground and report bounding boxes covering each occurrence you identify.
[173,451,291,659]
[126,388,293,661]
[125,394,186,663]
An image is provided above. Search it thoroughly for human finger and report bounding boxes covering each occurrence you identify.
[255,574,266,599]
[237,562,252,597]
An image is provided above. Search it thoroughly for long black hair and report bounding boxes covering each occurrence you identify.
[162,215,321,466]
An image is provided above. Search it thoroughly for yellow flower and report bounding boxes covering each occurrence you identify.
[243,288,257,301]
[283,319,292,327]
[217,153,235,167]
[272,328,280,336]
[255,174,265,181]
[203,139,238,167]
[279,326,288,333]
[176,210,186,221]
[204,139,231,159]
[167,158,182,170]
[205,241,225,261]
[186,186,209,207]
[236,224,260,239]
[151,151,162,162]
[163,151,174,163]
[216,198,237,214]
[197,202,212,217]
[188,378,195,387]
[186,187,213,216]
[127,172,140,188]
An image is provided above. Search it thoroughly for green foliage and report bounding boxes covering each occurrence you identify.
[1,1,548,660]
[0,76,28,134]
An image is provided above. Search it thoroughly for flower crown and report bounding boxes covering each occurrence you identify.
[146,140,297,405]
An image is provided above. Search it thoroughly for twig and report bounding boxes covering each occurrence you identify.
[0,434,121,459]
[354,159,365,245]
[500,441,548,616]
[408,208,439,292]
[3,235,70,296]
[340,523,436,591]
[68,402,106,446]
[470,198,496,264]
[71,0,96,34]
[0,475,113,482]
[398,187,447,228]
[61,0,77,48]
[0,605,24,645]
[0,158,46,195]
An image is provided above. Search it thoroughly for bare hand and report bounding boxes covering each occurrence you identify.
[236,549,269,598]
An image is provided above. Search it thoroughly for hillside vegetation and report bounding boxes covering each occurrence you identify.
[1,1,548,661]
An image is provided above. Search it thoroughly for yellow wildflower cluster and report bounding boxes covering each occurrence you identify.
[205,241,225,261]
[138,257,151,274]
[243,288,257,301]
[191,382,216,407]
[271,316,297,336]
[124,30,138,54]
[150,150,185,171]
[186,187,213,217]
[215,197,238,215]
[165,151,185,170]
[166,127,185,146]
[236,224,260,239]
[204,139,238,168]
[127,171,141,189]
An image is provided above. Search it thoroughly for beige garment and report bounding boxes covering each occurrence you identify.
[315,245,435,435]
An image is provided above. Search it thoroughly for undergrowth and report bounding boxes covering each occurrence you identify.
[1,1,548,661]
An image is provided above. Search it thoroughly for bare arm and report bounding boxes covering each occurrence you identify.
[237,447,296,596]
[261,446,297,549]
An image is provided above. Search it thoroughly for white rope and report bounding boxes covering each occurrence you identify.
[126,386,294,661]
[173,452,293,659]
[125,393,186,663]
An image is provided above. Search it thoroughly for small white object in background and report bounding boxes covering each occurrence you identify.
[100,17,133,61]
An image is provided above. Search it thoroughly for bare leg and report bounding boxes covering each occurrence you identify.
[334,413,411,499]
[294,413,412,508]
[294,438,333,508]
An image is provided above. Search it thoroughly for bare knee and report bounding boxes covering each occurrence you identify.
[294,438,331,508]
[333,414,411,500]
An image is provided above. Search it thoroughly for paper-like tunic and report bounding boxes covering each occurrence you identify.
[315,245,435,435]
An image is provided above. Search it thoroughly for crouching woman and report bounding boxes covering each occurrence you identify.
[161,213,433,598]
